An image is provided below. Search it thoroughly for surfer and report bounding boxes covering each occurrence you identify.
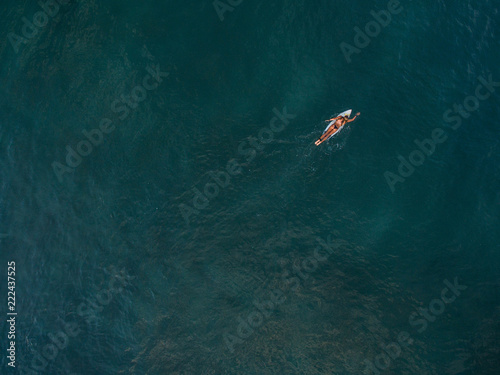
[315,112,360,146]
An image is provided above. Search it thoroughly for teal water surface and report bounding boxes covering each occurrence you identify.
[0,0,499,374]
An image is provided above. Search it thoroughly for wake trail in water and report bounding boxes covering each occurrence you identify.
[271,122,354,194]
[293,124,351,166]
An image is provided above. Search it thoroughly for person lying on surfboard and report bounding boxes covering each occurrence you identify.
[314,112,360,146]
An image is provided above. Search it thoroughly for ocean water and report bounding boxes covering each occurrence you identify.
[0,0,499,374]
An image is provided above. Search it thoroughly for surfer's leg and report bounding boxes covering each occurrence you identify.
[321,131,332,142]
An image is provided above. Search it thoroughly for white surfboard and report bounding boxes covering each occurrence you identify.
[322,109,352,135]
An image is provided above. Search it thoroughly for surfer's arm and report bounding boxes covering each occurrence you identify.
[325,116,341,122]
[346,113,360,123]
